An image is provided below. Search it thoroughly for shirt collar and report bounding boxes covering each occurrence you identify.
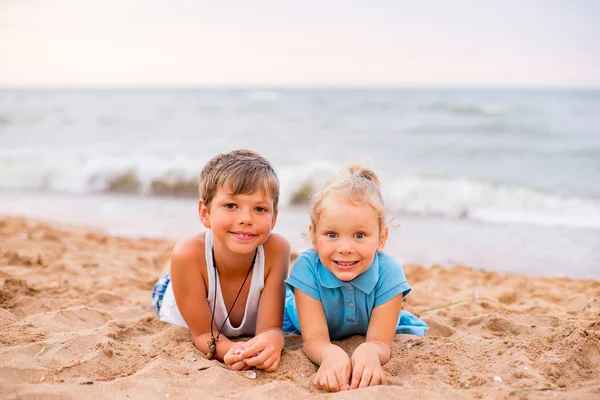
[317,254,379,294]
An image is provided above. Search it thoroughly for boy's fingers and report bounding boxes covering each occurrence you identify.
[244,349,270,366]
[228,360,247,371]
[240,337,258,350]
[265,356,280,372]
[241,340,266,358]
[358,369,373,388]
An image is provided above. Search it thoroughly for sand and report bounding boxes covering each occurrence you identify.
[0,215,599,399]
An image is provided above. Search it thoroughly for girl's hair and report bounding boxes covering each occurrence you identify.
[309,164,386,232]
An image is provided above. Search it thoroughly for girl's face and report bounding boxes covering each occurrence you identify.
[311,197,388,282]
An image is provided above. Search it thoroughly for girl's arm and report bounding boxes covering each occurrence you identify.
[295,289,352,392]
[170,237,237,363]
[238,233,289,371]
[350,293,403,388]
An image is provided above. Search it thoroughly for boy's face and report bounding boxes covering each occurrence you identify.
[199,186,278,255]
[311,197,387,282]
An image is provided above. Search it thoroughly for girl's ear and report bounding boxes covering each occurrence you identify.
[198,199,211,229]
[377,227,389,252]
[309,224,317,251]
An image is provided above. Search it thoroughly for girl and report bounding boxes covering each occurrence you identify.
[283,164,428,391]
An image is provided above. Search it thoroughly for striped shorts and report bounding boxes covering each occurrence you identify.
[151,272,171,314]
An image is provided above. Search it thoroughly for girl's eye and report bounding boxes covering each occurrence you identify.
[224,203,237,209]
[354,232,366,239]
[326,232,338,239]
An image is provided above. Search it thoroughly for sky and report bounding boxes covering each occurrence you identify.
[1,0,599,88]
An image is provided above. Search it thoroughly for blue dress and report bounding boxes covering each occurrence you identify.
[283,249,428,339]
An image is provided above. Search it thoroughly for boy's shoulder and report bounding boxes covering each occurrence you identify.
[262,232,291,255]
[171,232,208,265]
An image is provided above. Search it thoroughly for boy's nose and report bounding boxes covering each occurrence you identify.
[237,209,252,225]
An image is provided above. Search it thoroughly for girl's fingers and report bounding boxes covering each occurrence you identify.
[350,365,364,389]
[371,372,381,386]
[318,374,328,391]
[335,368,349,391]
[326,370,339,392]
[358,368,373,389]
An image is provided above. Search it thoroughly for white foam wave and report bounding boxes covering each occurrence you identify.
[1,152,598,230]
[385,175,600,229]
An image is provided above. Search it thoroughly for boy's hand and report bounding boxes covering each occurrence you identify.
[313,345,351,392]
[350,343,387,389]
[223,342,249,371]
[240,329,284,372]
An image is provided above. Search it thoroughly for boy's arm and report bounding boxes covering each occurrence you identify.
[239,233,289,371]
[255,233,290,335]
[170,238,235,361]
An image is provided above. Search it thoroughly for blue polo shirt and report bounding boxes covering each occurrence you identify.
[283,249,428,339]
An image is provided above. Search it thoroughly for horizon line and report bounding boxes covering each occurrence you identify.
[1,84,600,91]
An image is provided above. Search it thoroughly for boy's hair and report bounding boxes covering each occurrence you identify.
[309,164,386,232]
[198,149,279,210]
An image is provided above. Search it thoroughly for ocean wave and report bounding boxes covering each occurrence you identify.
[424,102,505,116]
[1,154,598,229]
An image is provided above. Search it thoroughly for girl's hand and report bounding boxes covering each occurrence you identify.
[240,329,284,372]
[223,342,249,371]
[350,343,388,389]
[313,345,351,392]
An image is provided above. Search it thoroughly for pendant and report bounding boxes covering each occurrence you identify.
[206,336,217,360]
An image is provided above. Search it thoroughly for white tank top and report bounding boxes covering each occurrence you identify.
[158,230,265,337]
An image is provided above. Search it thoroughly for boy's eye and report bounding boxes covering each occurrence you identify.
[224,203,237,209]
[326,232,338,239]
[354,232,366,239]
[255,206,268,213]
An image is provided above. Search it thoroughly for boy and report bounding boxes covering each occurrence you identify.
[152,149,290,372]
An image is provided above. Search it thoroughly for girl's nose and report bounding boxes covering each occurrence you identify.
[337,238,354,253]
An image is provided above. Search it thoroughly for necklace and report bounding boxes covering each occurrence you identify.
[206,247,257,360]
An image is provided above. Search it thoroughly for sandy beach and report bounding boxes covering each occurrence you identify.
[1,215,599,399]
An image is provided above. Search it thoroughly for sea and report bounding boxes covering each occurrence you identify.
[1,88,599,279]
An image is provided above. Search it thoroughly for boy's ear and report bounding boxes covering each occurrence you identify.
[377,227,389,252]
[309,224,317,250]
[271,209,279,229]
[198,199,211,228]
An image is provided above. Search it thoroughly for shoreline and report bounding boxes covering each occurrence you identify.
[2,189,599,280]
[1,215,599,399]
